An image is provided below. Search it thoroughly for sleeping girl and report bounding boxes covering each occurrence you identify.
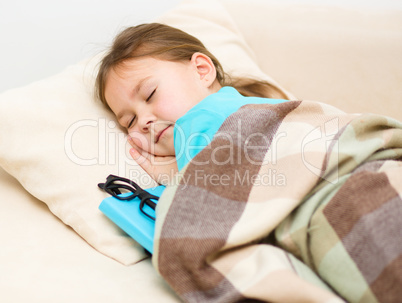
[95,22,289,185]
[95,23,402,303]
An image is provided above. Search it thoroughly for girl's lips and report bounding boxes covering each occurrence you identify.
[155,125,171,143]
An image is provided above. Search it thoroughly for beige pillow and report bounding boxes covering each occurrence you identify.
[157,0,292,98]
[0,56,156,265]
[0,0,289,265]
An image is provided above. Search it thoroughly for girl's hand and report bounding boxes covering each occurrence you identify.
[129,146,178,186]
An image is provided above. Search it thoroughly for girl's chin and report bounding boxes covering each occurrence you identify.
[153,152,175,157]
[144,147,174,157]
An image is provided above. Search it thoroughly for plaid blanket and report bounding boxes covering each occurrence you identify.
[152,101,402,303]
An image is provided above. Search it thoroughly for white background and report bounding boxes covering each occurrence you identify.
[1,0,400,93]
[0,0,181,93]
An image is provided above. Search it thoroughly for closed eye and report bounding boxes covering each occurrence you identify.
[127,116,136,129]
[146,88,156,101]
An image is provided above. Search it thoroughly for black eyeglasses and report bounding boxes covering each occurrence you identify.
[98,174,158,220]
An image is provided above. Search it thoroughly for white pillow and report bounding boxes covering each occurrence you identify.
[0,0,289,265]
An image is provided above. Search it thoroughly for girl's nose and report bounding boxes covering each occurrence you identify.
[137,115,154,133]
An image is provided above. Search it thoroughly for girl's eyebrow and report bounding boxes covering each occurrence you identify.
[116,111,126,123]
[134,76,152,95]
[115,76,152,121]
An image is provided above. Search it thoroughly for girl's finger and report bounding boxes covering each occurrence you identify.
[127,134,148,151]
[137,147,151,159]
[130,148,148,165]
[127,136,136,148]
[130,148,156,175]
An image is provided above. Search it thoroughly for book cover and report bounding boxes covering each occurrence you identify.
[99,185,165,254]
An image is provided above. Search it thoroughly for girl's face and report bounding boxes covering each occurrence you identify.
[105,54,220,156]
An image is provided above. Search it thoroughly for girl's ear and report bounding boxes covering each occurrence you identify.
[190,52,218,88]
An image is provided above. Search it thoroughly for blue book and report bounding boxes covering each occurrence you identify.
[99,185,165,254]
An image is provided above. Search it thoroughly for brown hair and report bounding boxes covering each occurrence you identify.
[96,23,288,107]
